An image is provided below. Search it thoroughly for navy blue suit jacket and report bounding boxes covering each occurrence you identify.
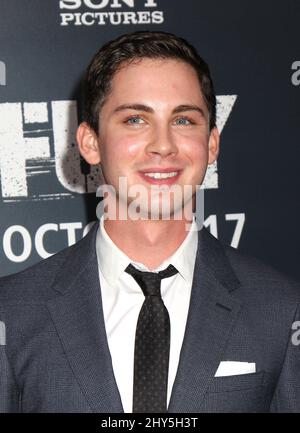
[0,223,299,412]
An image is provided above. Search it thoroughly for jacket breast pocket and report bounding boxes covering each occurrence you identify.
[207,370,265,393]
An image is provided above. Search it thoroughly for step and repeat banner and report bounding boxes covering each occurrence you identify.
[0,0,299,279]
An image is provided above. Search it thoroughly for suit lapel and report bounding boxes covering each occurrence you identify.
[45,222,242,413]
[47,223,123,413]
[168,228,243,412]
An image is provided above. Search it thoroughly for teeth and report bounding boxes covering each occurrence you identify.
[144,171,178,179]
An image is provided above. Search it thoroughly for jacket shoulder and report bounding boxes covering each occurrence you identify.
[200,227,300,304]
[223,241,300,303]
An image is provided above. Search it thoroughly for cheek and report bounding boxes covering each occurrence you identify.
[181,135,209,165]
[101,132,145,170]
[122,138,144,158]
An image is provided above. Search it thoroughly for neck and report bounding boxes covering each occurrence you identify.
[103,218,192,270]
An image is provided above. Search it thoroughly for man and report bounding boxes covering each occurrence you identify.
[0,31,299,413]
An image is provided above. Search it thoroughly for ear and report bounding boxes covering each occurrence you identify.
[76,122,101,165]
[208,126,220,165]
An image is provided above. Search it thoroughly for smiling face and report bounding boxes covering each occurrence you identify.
[77,58,219,219]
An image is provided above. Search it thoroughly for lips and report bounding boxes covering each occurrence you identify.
[144,171,178,179]
[138,168,182,185]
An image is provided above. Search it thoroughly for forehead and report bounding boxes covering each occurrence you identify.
[103,58,206,108]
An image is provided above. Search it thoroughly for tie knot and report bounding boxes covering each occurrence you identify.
[125,263,178,297]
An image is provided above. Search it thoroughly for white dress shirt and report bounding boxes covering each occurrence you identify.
[96,216,198,413]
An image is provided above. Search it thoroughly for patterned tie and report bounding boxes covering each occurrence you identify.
[125,263,178,413]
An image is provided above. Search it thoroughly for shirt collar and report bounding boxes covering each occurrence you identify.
[96,216,198,287]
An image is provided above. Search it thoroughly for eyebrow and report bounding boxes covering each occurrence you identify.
[113,103,206,117]
[173,104,206,118]
[114,104,153,114]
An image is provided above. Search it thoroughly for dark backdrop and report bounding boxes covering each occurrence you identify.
[0,0,299,280]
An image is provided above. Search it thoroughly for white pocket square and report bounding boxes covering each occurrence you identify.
[0,321,5,346]
[214,361,256,377]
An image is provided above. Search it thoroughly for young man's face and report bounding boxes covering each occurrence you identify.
[78,58,219,219]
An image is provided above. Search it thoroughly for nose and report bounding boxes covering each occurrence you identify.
[145,125,178,157]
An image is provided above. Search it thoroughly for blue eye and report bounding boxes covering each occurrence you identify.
[175,117,191,126]
[126,116,144,125]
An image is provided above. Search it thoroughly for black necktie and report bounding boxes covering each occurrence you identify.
[125,263,178,413]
